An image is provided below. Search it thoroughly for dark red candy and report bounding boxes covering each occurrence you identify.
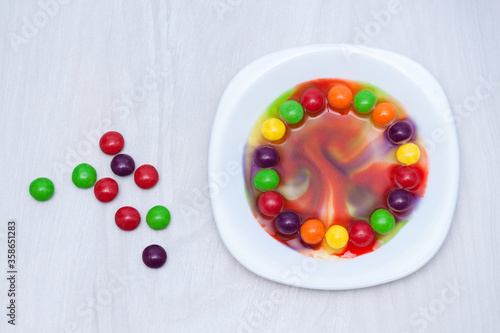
[99,131,125,155]
[349,221,375,247]
[395,166,420,189]
[134,164,159,189]
[301,87,324,113]
[142,244,167,268]
[94,177,119,202]
[111,154,135,176]
[115,206,141,231]
[258,191,284,216]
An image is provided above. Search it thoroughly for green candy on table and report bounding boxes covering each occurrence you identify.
[72,163,97,188]
[279,100,304,124]
[370,208,395,234]
[146,205,171,230]
[253,169,280,191]
[29,177,55,201]
[354,90,377,113]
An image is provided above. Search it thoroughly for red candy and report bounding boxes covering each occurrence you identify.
[99,131,125,155]
[257,191,284,216]
[115,206,141,231]
[301,87,324,113]
[395,166,420,190]
[349,221,375,247]
[94,178,119,202]
[134,164,159,189]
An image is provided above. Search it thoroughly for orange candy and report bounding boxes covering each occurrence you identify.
[300,219,326,244]
[328,85,353,109]
[373,103,396,126]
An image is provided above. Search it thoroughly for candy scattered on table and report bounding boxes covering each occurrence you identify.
[373,102,396,126]
[397,143,421,165]
[300,219,325,245]
[328,84,353,109]
[146,205,171,230]
[349,221,375,247]
[253,169,279,191]
[94,177,119,203]
[257,191,284,216]
[72,163,97,188]
[261,118,286,141]
[395,166,420,189]
[29,177,54,201]
[111,154,135,176]
[142,244,167,269]
[280,100,304,124]
[301,87,324,113]
[134,164,159,189]
[275,211,301,235]
[387,189,413,212]
[252,146,279,168]
[370,209,395,234]
[115,206,141,231]
[354,89,376,113]
[99,131,125,155]
[387,121,413,144]
[325,225,349,250]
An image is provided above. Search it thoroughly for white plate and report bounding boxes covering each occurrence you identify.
[208,45,459,290]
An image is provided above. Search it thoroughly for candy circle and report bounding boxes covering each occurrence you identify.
[72,163,97,188]
[387,189,413,212]
[349,221,375,247]
[142,244,167,269]
[279,100,304,124]
[252,146,279,168]
[397,143,421,165]
[99,131,124,155]
[353,90,376,113]
[261,118,286,141]
[94,178,119,203]
[146,205,171,230]
[300,219,325,245]
[328,85,353,109]
[253,169,279,191]
[373,103,396,126]
[29,177,54,201]
[395,166,420,189]
[301,87,324,112]
[111,154,135,176]
[115,206,141,231]
[134,164,159,189]
[387,121,413,144]
[370,209,395,234]
[325,225,349,249]
[275,211,301,235]
[257,191,284,216]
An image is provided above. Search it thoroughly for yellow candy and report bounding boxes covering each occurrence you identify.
[325,225,349,250]
[396,143,421,165]
[261,118,286,141]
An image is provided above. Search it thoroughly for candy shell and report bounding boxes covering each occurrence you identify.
[354,90,376,113]
[29,177,54,201]
[325,225,349,250]
[280,100,304,124]
[261,118,286,141]
[301,88,324,112]
[397,143,421,165]
[300,219,325,245]
[328,85,353,109]
[370,209,395,234]
[253,169,279,191]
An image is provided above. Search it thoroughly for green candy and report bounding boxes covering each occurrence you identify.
[279,100,304,124]
[370,209,395,234]
[29,177,54,201]
[72,163,97,188]
[253,169,279,191]
[354,90,376,113]
[146,205,171,230]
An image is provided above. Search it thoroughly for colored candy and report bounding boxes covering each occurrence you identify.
[111,154,135,176]
[387,189,413,212]
[146,205,171,230]
[349,221,375,247]
[142,244,167,268]
[115,206,141,231]
[252,146,279,168]
[72,163,97,188]
[253,169,279,191]
[325,225,349,250]
[300,219,325,245]
[397,143,421,165]
[395,166,420,189]
[29,177,54,201]
[257,191,284,216]
[134,164,159,189]
[370,209,395,234]
[261,118,286,141]
[328,84,353,109]
[94,178,119,202]
[373,103,396,126]
[280,100,304,124]
[301,87,324,113]
[387,121,413,144]
[353,90,376,113]
[99,131,124,155]
[275,211,301,235]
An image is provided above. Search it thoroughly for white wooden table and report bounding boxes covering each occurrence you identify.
[0,0,499,332]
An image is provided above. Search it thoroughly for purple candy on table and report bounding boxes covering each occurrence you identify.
[387,189,413,212]
[142,244,167,268]
[275,211,301,235]
[111,154,135,176]
[387,121,413,144]
[252,146,279,168]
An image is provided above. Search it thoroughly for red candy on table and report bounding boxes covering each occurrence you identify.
[115,206,141,231]
[257,191,284,216]
[300,87,324,113]
[394,166,420,190]
[349,221,375,247]
[94,177,119,202]
[99,131,125,155]
[134,164,159,189]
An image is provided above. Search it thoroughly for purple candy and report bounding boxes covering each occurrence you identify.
[275,211,301,235]
[142,244,167,268]
[387,189,413,212]
[111,154,135,176]
[252,146,279,168]
[387,121,413,144]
